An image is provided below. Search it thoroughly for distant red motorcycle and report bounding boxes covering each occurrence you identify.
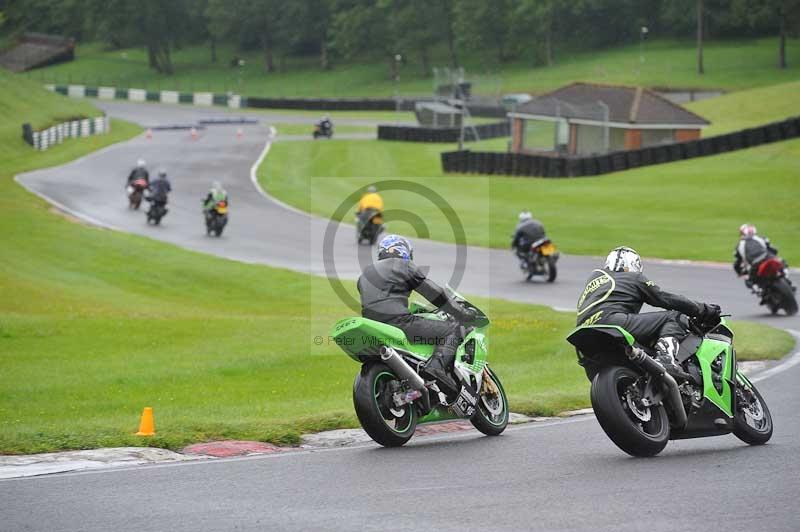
[748,257,797,315]
[126,178,148,210]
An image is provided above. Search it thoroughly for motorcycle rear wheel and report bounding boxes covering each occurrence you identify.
[733,377,773,445]
[774,278,798,316]
[546,257,557,283]
[353,362,417,447]
[591,366,670,457]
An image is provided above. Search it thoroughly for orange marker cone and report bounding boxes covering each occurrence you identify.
[135,407,155,436]
[145,128,153,140]
[190,127,198,140]
[236,127,243,140]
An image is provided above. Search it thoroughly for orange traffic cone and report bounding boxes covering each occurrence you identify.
[135,407,155,436]
[236,127,243,140]
[145,128,153,140]
[190,127,198,140]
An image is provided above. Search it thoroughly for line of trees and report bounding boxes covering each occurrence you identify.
[1,0,798,76]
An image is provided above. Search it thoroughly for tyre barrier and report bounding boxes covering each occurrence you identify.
[377,121,510,143]
[441,115,800,178]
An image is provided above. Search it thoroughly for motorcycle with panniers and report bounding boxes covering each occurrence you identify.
[331,287,509,447]
[567,314,773,457]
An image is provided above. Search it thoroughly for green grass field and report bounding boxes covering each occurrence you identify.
[30,38,800,98]
[260,82,800,263]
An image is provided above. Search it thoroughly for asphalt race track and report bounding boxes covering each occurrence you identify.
[6,100,800,531]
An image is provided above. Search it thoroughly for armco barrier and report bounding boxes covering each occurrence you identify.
[377,121,510,143]
[48,83,506,116]
[441,115,800,178]
[22,115,110,151]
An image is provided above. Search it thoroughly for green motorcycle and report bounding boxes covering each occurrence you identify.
[566,316,773,457]
[331,287,509,447]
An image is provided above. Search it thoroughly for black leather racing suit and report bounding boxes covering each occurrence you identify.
[358,257,469,371]
[576,268,703,347]
[511,219,546,260]
[733,236,779,283]
[148,177,172,206]
[127,167,149,185]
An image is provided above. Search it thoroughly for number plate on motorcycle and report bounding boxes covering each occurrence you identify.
[540,243,556,255]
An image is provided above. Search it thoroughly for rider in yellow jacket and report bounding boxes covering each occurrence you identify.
[357,185,384,215]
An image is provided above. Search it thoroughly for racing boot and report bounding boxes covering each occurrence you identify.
[655,336,693,381]
[421,342,460,396]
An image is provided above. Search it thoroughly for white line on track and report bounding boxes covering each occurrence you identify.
[751,329,800,383]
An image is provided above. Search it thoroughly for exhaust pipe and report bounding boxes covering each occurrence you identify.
[380,346,426,391]
[627,347,688,430]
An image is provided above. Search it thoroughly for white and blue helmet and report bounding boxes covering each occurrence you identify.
[378,234,413,261]
[605,246,642,273]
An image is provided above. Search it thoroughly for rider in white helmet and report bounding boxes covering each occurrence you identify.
[127,158,149,185]
[511,211,546,267]
[733,224,781,288]
[575,246,720,378]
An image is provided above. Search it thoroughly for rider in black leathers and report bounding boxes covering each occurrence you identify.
[358,234,474,395]
[576,246,720,377]
[511,211,546,266]
[127,159,149,186]
[148,170,172,213]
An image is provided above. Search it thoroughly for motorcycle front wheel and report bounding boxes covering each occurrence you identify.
[733,375,773,445]
[591,366,670,457]
[470,367,509,436]
[353,362,417,447]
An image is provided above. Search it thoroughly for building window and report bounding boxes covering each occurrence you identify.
[641,129,674,147]
[522,119,557,152]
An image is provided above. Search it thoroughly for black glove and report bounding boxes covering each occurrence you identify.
[697,303,721,325]
[453,305,477,324]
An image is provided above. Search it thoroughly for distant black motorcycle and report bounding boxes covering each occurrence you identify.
[145,197,168,225]
[356,208,384,245]
[205,200,228,237]
[747,257,797,315]
[313,121,333,139]
[520,238,559,282]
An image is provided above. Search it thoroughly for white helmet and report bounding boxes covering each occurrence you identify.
[518,211,532,222]
[136,159,146,168]
[605,246,643,273]
[739,223,756,237]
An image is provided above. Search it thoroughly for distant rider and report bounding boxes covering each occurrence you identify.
[356,185,384,224]
[148,169,172,212]
[511,211,546,267]
[733,224,783,288]
[358,235,475,395]
[127,159,149,186]
[576,246,720,377]
[203,181,228,220]
[319,114,333,134]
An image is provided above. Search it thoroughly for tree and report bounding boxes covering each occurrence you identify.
[697,0,704,74]
[453,0,517,63]
[331,0,398,78]
[731,0,800,68]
